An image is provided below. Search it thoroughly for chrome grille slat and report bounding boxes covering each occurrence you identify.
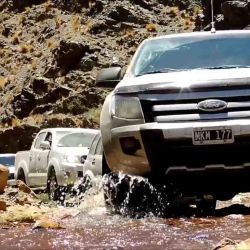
[155,111,250,122]
[139,89,250,101]
[153,101,250,113]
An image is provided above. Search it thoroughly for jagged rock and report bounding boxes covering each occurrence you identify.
[0,200,6,211]
[31,104,54,115]
[54,40,90,72]
[12,89,37,119]
[78,54,98,72]
[16,180,32,194]
[0,124,40,153]
[222,1,250,28]
[0,165,8,193]
[213,237,250,250]
[9,0,45,11]
[37,85,72,105]
[31,76,51,95]
[54,88,105,115]
[108,4,148,24]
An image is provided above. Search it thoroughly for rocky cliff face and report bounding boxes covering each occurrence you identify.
[0,0,250,152]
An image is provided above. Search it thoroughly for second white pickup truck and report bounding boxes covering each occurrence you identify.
[15,128,98,199]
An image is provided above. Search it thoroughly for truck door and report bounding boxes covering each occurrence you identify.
[93,136,103,175]
[36,132,52,184]
[28,132,47,186]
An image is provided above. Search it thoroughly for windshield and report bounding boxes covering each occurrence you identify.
[0,156,15,166]
[57,132,95,147]
[133,35,250,76]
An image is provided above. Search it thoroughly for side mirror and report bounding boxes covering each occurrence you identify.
[96,67,122,88]
[40,141,51,150]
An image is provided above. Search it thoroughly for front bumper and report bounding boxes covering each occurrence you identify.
[107,119,250,195]
[59,163,84,185]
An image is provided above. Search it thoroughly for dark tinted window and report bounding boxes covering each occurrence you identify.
[0,156,15,166]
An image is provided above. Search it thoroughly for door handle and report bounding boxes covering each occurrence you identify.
[92,159,95,165]
[38,156,41,161]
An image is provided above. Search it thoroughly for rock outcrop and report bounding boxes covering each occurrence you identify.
[0,165,8,193]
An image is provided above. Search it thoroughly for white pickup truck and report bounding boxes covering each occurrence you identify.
[15,128,98,198]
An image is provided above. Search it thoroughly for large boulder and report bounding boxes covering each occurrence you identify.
[54,40,90,72]
[222,1,250,28]
[0,165,8,193]
[12,88,37,119]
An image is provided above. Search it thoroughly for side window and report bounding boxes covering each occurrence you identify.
[45,132,52,146]
[34,132,47,149]
[89,135,99,154]
[95,137,103,155]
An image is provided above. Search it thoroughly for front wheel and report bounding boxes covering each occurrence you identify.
[196,196,217,216]
[17,168,26,183]
[47,168,59,201]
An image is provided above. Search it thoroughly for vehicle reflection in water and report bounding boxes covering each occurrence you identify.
[1,176,250,250]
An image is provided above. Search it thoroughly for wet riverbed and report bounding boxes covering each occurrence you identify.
[1,178,250,249]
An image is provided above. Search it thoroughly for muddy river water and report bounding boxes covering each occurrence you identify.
[1,178,250,249]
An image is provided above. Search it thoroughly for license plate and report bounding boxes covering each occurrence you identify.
[192,127,234,145]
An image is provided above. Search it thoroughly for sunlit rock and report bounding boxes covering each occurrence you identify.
[33,216,64,230]
[0,200,6,211]
[0,165,8,193]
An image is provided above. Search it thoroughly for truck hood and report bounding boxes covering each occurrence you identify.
[56,147,89,156]
[115,68,250,94]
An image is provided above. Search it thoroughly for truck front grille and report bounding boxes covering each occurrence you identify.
[140,130,250,172]
[140,88,250,122]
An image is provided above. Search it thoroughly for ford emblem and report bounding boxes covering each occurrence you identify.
[197,99,227,112]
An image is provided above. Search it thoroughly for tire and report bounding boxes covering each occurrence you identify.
[196,196,217,216]
[102,172,165,217]
[17,168,26,183]
[47,167,60,201]
[102,153,111,176]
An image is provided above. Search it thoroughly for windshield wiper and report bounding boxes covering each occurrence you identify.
[136,68,188,77]
[196,65,250,70]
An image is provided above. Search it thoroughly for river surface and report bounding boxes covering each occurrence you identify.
[1,177,250,250]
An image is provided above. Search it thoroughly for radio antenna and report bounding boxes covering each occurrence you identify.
[211,0,216,33]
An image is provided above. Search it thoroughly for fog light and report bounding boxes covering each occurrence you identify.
[120,137,141,155]
[78,171,83,178]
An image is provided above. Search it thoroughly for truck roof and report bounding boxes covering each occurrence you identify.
[39,128,99,134]
[146,30,250,42]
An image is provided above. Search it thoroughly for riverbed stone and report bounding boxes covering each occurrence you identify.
[0,165,8,193]
[0,200,6,211]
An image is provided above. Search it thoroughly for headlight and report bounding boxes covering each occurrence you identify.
[110,95,143,119]
[63,155,80,164]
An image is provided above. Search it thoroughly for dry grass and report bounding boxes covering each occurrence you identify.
[0,77,7,91]
[146,23,157,32]
[86,106,101,124]
[163,6,180,17]
[18,44,34,53]
[72,15,81,32]
[45,0,53,12]
[55,16,63,29]
[124,28,135,38]
[0,205,52,224]
[82,21,93,34]
[184,18,194,29]
[47,39,57,50]
[19,15,26,25]
[193,5,203,16]
[12,32,21,45]
[11,118,22,127]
